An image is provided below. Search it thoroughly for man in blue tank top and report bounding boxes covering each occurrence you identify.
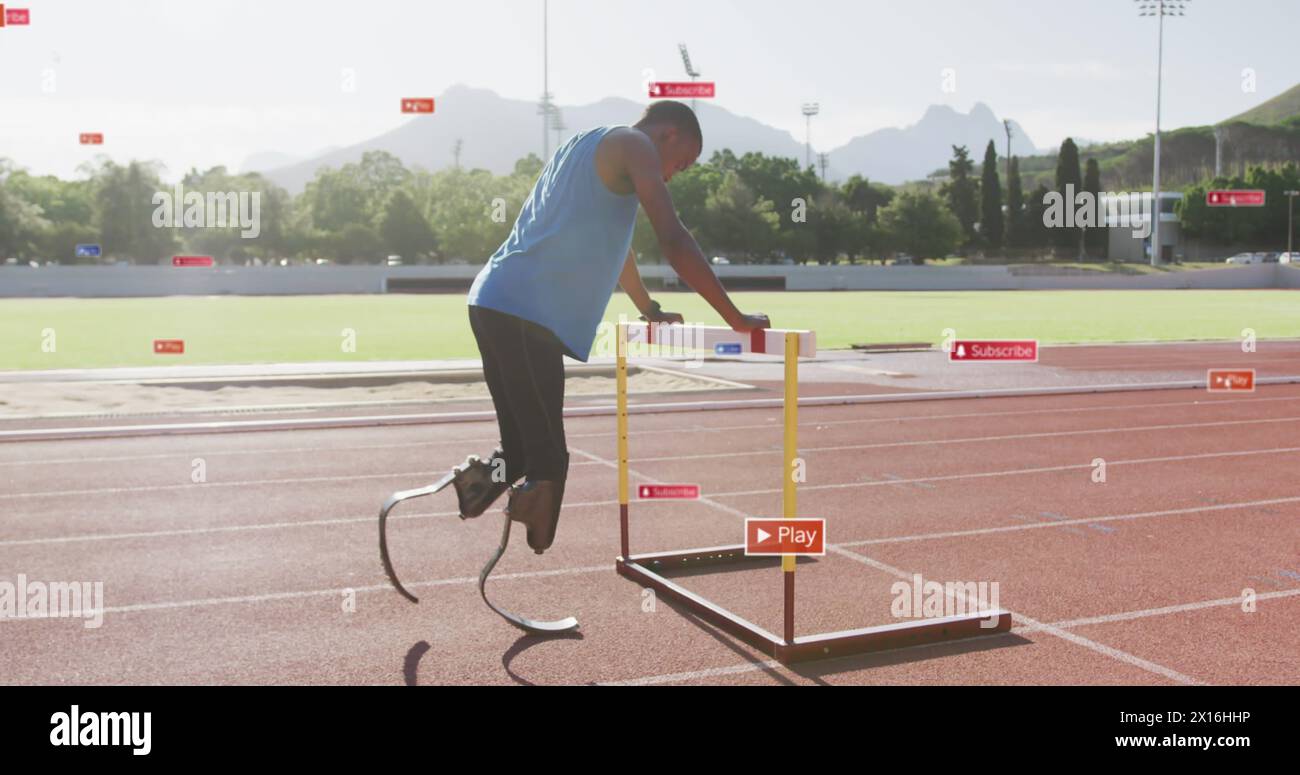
[451,100,769,555]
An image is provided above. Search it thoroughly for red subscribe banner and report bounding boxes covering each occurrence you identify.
[1207,369,1254,392]
[172,255,214,267]
[79,133,103,145]
[949,340,1038,362]
[649,82,715,99]
[744,519,825,557]
[1206,190,1265,207]
[637,484,700,500]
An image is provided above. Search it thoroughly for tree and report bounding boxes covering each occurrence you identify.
[1054,138,1083,254]
[1025,183,1052,252]
[379,190,437,261]
[1082,158,1106,258]
[423,168,509,263]
[807,192,857,265]
[1179,162,1300,245]
[88,159,178,263]
[699,170,780,262]
[1005,157,1025,248]
[0,161,52,259]
[330,222,382,264]
[878,190,962,259]
[979,140,1004,250]
[941,145,979,248]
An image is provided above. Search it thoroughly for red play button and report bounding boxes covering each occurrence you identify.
[1207,368,1254,392]
[745,519,825,556]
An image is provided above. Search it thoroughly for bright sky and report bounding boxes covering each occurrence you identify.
[1,0,1294,181]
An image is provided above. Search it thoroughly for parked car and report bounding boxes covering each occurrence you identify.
[710,256,730,265]
[1279,252,1298,264]
[1224,252,1261,265]
[1261,252,1281,263]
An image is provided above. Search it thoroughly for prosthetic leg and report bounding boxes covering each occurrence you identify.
[377,453,578,634]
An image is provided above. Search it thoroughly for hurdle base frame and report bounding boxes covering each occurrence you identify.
[617,547,1011,664]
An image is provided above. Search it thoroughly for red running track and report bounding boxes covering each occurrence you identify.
[1,350,1299,685]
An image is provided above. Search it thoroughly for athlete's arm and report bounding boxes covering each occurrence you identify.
[619,248,684,324]
[619,134,768,333]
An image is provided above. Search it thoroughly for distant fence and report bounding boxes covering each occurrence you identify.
[0,263,1294,298]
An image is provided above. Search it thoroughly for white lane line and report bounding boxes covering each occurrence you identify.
[7,487,1294,552]
[0,498,620,547]
[0,463,611,500]
[711,444,1300,499]
[10,439,1300,504]
[5,449,1294,548]
[840,495,1300,547]
[6,380,1298,444]
[0,471,438,499]
[1013,587,1300,633]
[570,447,750,521]
[2,391,1293,468]
[823,544,1202,685]
[600,661,784,686]
[628,415,1300,462]
[0,563,610,621]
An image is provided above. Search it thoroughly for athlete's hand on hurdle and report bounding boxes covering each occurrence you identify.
[640,308,684,325]
[727,313,770,333]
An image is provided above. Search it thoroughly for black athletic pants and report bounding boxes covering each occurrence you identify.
[468,304,570,484]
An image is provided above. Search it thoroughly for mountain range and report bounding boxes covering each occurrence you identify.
[249,84,1041,192]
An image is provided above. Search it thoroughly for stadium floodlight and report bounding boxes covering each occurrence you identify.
[678,43,701,113]
[537,91,554,159]
[1135,0,1191,265]
[540,0,551,160]
[550,106,567,150]
[1003,119,1013,184]
[801,102,820,171]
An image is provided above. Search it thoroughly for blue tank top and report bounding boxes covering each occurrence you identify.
[467,125,640,362]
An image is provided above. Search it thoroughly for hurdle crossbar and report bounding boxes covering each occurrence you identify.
[613,322,1010,664]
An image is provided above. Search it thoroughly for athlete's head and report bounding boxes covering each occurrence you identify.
[634,100,703,183]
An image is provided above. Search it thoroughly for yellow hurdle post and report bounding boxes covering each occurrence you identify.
[782,331,798,643]
[617,322,630,559]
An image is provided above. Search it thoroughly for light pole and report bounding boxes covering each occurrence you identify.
[801,102,819,172]
[678,44,701,113]
[1286,190,1299,256]
[1003,119,1013,184]
[1136,0,1190,266]
[551,107,566,151]
[539,0,551,160]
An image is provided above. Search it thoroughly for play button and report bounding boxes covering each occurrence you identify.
[745,519,825,556]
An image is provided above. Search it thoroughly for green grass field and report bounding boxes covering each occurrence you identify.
[1,290,1296,370]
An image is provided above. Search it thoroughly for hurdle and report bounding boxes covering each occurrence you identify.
[613,321,1011,664]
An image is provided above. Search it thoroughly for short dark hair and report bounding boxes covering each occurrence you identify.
[635,101,702,148]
